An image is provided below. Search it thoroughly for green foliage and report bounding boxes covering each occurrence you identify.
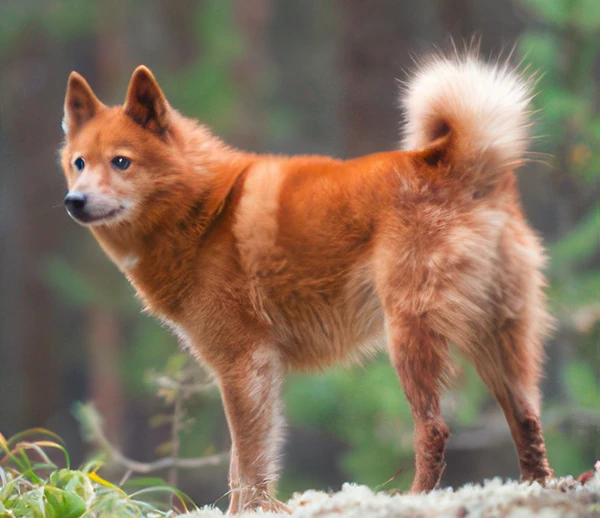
[123,321,178,398]
[164,1,243,134]
[520,0,568,26]
[144,354,223,461]
[285,357,489,491]
[0,1,97,50]
[518,1,600,309]
[44,255,138,312]
[521,0,600,32]
[541,428,588,479]
[44,257,99,309]
[563,361,600,409]
[549,205,600,273]
[0,429,191,517]
[518,0,600,319]
[452,360,488,427]
[286,359,413,487]
[517,0,600,478]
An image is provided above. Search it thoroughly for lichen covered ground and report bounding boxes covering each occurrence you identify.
[183,462,600,517]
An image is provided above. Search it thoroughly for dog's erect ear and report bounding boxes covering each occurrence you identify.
[63,72,104,134]
[124,66,169,135]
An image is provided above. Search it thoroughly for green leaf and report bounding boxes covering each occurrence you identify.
[49,469,94,502]
[44,487,86,518]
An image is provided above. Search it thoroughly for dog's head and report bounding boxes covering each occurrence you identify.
[60,66,183,227]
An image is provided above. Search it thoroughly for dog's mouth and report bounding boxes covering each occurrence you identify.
[67,206,126,226]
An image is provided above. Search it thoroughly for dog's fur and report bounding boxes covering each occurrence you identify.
[60,53,554,513]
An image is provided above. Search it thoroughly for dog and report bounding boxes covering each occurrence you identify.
[60,52,554,513]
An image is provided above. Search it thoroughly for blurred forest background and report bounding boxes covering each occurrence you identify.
[0,0,599,510]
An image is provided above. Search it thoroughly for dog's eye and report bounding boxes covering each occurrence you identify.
[74,157,85,172]
[111,156,131,171]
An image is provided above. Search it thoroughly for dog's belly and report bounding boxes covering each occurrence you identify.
[262,272,386,371]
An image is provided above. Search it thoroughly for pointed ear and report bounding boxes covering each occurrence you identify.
[63,72,104,134]
[123,66,169,135]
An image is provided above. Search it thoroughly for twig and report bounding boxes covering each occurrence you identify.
[447,406,600,451]
[169,380,183,509]
[153,375,218,397]
[80,403,229,474]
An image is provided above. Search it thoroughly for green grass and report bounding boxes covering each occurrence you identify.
[0,429,194,517]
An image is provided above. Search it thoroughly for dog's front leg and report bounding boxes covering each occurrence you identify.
[217,347,289,514]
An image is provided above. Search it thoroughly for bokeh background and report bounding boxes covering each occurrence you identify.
[1,0,599,510]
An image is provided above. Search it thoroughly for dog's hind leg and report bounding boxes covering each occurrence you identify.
[460,317,554,483]
[386,316,452,493]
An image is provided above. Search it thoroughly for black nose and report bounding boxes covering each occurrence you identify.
[64,192,88,219]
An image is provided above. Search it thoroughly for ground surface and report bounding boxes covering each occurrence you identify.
[183,462,600,517]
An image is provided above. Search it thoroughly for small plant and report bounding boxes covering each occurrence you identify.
[146,353,220,490]
[0,429,193,517]
[74,357,228,490]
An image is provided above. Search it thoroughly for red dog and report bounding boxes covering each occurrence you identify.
[60,53,554,513]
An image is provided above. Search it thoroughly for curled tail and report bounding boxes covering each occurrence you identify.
[401,53,533,185]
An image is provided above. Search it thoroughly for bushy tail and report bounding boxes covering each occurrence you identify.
[401,53,533,185]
